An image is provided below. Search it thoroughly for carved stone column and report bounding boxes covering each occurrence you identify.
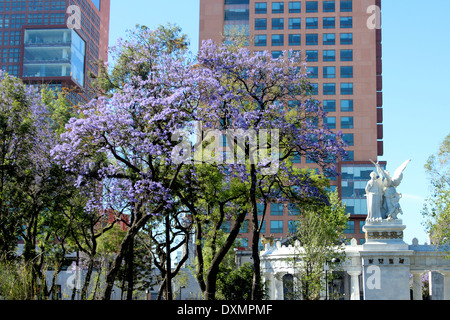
[442,271,450,301]
[273,273,285,300]
[348,270,361,300]
[411,271,423,300]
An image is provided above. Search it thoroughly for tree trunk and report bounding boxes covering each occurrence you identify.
[250,164,263,300]
[81,257,94,300]
[203,209,247,300]
[103,230,134,300]
[165,213,173,300]
[126,237,134,300]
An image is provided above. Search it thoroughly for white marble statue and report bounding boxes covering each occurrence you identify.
[365,171,384,223]
[366,159,411,222]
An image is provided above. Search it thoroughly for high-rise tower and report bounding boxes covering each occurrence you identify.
[199,0,383,246]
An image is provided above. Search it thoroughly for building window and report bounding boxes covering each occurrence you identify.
[360,221,366,234]
[289,34,301,46]
[271,203,284,216]
[344,151,354,161]
[91,0,101,10]
[272,18,284,30]
[270,221,284,233]
[255,2,267,14]
[225,8,250,21]
[343,133,354,146]
[306,50,318,62]
[289,1,301,13]
[289,50,301,58]
[341,83,354,95]
[288,203,301,215]
[323,1,335,12]
[323,100,336,112]
[272,50,283,59]
[323,66,336,78]
[7,65,19,76]
[259,220,266,233]
[340,0,352,12]
[292,152,302,164]
[271,34,284,46]
[323,17,335,29]
[255,34,267,46]
[272,2,284,14]
[255,18,267,30]
[309,83,318,95]
[288,221,298,234]
[305,33,318,45]
[340,16,353,28]
[323,50,336,61]
[340,33,353,45]
[344,221,355,234]
[239,220,249,233]
[306,1,318,13]
[341,116,354,129]
[323,33,335,45]
[289,18,301,29]
[341,99,354,112]
[307,66,318,78]
[236,238,248,248]
[305,17,318,29]
[324,116,336,129]
[323,83,336,95]
[289,100,301,109]
[257,203,266,216]
[341,66,353,78]
[221,221,231,233]
[341,49,353,61]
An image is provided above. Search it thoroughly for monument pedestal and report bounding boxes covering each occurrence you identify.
[363,219,408,250]
[361,219,413,300]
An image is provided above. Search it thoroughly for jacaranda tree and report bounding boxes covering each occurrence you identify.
[192,40,347,299]
[53,26,347,300]
[52,26,202,300]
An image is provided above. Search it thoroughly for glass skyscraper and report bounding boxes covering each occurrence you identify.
[0,0,111,104]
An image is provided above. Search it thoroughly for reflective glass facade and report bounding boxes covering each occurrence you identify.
[23,28,85,86]
[0,0,110,105]
[340,163,386,216]
[224,0,249,45]
[91,0,101,10]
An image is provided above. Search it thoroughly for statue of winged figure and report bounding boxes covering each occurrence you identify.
[368,159,411,222]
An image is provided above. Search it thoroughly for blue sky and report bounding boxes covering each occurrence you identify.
[108,0,450,244]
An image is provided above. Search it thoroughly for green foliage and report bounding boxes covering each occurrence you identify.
[422,133,450,256]
[217,262,254,300]
[40,87,78,137]
[0,74,42,257]
[0,256,35,300]
[93,23,189,95]
[286,191,349,300]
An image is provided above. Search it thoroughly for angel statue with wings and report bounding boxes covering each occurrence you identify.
[367,159,411,222]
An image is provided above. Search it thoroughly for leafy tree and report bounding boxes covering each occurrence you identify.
[52,25,200,300]
[217,262,263,301]
[286,191,349,300]
[0,73,91,300]
[177,164,249,300]
[422,133,450,256]
[195,40,347,300]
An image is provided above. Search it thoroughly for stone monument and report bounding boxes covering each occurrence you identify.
[361,159,413,300]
